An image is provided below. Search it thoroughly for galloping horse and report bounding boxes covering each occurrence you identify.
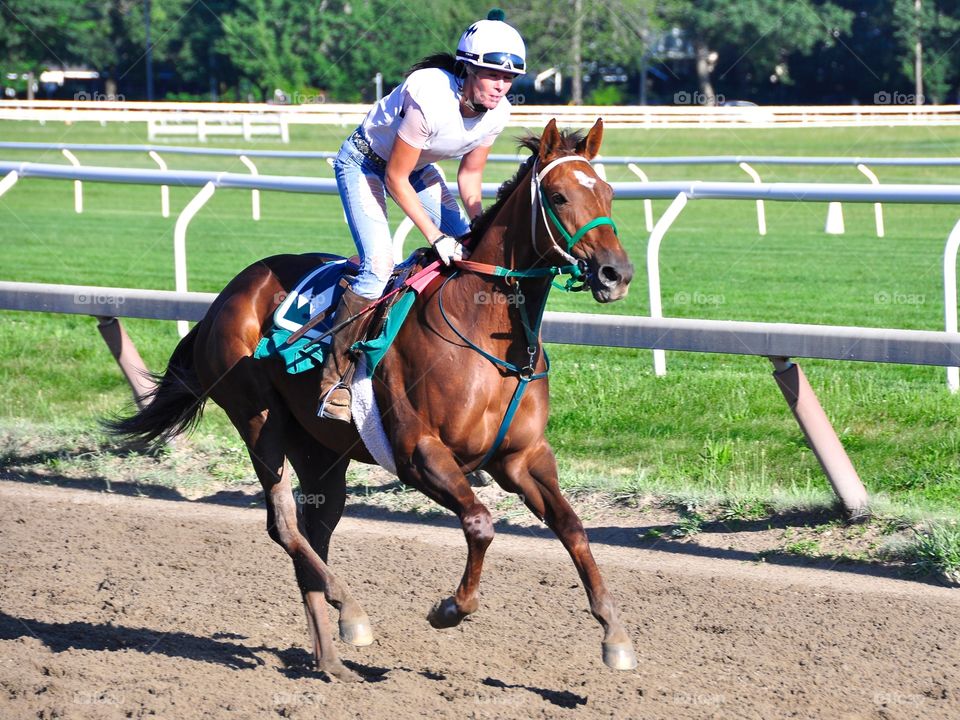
[109,119,637,680]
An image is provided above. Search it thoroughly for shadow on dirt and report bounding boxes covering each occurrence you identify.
[0,610,266,669]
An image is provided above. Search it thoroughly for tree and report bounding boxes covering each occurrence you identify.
[661,0,853,105]
[892,0,960,103]
[512,0,657,105]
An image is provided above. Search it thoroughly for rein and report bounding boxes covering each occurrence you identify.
[444,153,618,471]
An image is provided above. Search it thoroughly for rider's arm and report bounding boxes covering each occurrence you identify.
[458,144,491,221]
[385,137,444,244]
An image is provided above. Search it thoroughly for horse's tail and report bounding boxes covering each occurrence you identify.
[103,324,207,452]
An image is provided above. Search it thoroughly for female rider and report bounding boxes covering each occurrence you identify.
[319,9,527,422]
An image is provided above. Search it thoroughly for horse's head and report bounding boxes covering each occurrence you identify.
[533,118,633,303]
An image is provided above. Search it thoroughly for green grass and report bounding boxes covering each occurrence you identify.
[2,119,960,524]
[904,522,960,585]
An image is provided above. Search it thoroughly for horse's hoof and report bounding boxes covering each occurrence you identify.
[602,641,638,671]
[319,658,363,683]
[427,597,462,629]
[339,616,374,647]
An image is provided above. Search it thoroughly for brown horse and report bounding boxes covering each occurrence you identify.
[108,118,636,681]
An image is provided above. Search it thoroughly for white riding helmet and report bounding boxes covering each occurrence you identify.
[456,9,526,76]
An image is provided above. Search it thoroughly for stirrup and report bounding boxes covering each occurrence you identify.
[318,381,351,420]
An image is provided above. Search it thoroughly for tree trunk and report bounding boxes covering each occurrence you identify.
[695,43,719,106]
[571,0,583,105]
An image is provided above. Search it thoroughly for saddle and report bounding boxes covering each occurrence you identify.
[254,249,433,375]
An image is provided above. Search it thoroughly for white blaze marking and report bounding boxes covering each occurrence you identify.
[573,169,597,190]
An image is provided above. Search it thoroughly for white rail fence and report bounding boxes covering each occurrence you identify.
[4,100,960,129]
[3,159,960,387]
[3,140,958,235]
[4,279,960,516]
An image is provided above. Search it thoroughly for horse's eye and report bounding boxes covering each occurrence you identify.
[551,192,567,205]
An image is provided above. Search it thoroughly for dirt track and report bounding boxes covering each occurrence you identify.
[1,480,958,720]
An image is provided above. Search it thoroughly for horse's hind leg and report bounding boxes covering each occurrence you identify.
[495,439,638,671]
[283,425,373,647]
[225,397,363,682]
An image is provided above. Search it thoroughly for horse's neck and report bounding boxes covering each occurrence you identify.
[456,173,553,338]
[468,168,538,271]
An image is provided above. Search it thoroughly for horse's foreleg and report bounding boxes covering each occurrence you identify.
[241,409,362,682]
[283,428,373,648]
[498,441,638,671]
[403,436,495,629]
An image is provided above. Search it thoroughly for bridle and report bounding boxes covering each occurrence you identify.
[529,154,619,273]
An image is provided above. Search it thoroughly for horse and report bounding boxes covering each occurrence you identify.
[107,118,637,681]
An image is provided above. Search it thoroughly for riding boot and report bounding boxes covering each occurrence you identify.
[318,287,375,422]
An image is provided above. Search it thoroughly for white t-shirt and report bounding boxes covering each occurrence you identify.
[360,67,511,171]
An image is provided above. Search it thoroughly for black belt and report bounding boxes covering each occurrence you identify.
[349,129,387,171]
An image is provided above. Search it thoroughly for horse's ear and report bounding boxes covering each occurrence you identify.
[538,119,562,162]
[576,118,604,160]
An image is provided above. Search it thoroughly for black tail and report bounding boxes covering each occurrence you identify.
[103,325,207,452]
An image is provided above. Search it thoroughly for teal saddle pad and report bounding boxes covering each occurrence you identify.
[253,259,348,374]
[253,255,421,375]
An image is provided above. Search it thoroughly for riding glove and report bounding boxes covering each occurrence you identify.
[432,234,465,265]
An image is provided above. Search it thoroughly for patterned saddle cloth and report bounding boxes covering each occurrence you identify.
[254,250,433,375]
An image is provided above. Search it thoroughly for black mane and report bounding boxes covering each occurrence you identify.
[466,128,586,244]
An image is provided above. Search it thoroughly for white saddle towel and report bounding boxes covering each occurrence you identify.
[350,356,398,476]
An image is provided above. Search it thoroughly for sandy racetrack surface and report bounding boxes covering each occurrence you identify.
[1,479,958,719]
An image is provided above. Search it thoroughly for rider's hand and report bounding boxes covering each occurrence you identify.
[432,234,465,266]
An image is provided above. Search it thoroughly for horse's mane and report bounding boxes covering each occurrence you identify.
[466,128,586,244]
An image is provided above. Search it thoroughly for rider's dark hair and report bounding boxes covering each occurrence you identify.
[407,53,467,79]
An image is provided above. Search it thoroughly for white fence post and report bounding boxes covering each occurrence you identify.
[943,217,960,392]
[148,151,170,218]
[0,170,18,198]
[392,217,415,263]
[626,163,654,232]
[238,155,261,221]
[61,149,83,213]
[856,163,885,238]
[648,192,689,376]
[738,162,767,236]
[173,181,217,337]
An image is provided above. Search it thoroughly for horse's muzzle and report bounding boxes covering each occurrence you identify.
[590,258,634,303]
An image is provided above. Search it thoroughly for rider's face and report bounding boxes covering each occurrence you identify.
[464,68,515,111]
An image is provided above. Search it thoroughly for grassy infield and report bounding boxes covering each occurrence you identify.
[0,118,958,581]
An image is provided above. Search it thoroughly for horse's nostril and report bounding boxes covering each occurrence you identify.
[599,265,621,287]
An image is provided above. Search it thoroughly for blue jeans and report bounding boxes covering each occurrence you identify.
[333,135,471,299]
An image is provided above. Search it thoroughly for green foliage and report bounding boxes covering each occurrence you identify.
[2,0,959,104]
[892,0,960,103]
[908,522,960,584]
[585,83,626,105]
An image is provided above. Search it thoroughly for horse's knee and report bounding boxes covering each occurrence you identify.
[463,504,494,549]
